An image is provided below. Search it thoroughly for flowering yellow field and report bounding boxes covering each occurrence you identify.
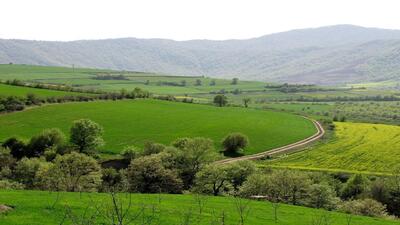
[271,122,400,173]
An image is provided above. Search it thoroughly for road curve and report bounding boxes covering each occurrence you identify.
[216,118,325,164]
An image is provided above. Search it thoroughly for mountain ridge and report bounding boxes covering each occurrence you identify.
[1,25,400,85]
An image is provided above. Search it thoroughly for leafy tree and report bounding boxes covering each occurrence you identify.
[341,174,369,199]
[226,161,256,192]
[127,154,183,193]
[143,142,166,156]
[222,133,249,154]
[209,80,216,86]
[193,164,228,196]
[120,145,138,161]
[100,168,127,192]
[231,78,239,85]
[213,94,228,107]
[26,93,41,105]
[242,98,251,108]
[14,157,49,189]
[0,147,15,170]
[181,80,187,86]
[42,152,101,192]
[27,128,65,157]
[239,173,269,197]
[306,184,338,210]
[2,137,26,159]
[195,79,202,86]
[70,119,104,154]
[172,137,216,188]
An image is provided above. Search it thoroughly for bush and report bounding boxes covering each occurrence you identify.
[306,184,339,210]
[27,128,65,157]
[2,137,26,159]
[222,133,249,153]
[0,180,24,190]
[338,198,388,218]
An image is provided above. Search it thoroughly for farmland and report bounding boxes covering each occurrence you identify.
[268,122,400,174]
[0,83,90,98]
[0,99,316,155]
[0,190,397,225]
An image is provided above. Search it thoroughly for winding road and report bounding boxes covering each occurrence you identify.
[216,118,325,164]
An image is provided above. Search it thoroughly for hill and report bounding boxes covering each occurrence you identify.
[1,25,400,86]
[0,190,397,225]
[268,122,400,174]
[0,99,316,155]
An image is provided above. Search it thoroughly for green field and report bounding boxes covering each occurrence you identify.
[0,64,266,95]
[0,83,89,98]
[0,190,396,225]
[0,99,316,155]
[268,122,400,173]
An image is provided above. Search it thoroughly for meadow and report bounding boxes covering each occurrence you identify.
[0,99,316,155]
[0,190,397,225]
[268,122,400,174]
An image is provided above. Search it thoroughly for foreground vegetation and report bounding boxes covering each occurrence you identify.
[268,122,400,173]
[0,99,316,155]
[1,190,397,225]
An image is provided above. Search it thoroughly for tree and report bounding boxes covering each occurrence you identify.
[195,79,202,86]
[306,184,338,210]
[209,80,216,86]
[181,80,187,86]
[0,147,15,170]
[213,95,228,107]
[172,137,216,188]
[242,98,251,108]
[231,78,239,85]
[127,154,183,193]
[338,199,388,218]
[70,119,104,154]
[2,137,26,159]
[193,164,228,196]
[226,161,256,192]
[143,142,166,156]
[222,133,249,154]
[27,128,65,157]
[120,146,138,161]
[42,152,101,192]
[14,157,49,189]
[341,174,369,200]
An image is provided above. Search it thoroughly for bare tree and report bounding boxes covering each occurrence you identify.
[233,197,251,225]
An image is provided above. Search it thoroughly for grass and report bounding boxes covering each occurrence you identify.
[268,122,400,173]
[0,83,89,98]
[0,99,316,155]
[0,190,398,225]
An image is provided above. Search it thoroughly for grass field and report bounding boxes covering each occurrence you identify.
[0,190,397,225]
[0,83,89,98]
[268,122,400,173]
[0,99,316,155]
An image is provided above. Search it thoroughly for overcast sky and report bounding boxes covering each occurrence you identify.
[1,0,400,41]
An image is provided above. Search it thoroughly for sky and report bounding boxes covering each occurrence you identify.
[1,0,400,41]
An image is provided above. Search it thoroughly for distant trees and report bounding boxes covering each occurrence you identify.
[222,133,249,154]
[231,78,239,85]
[209,80,216,86]
[195,79,202,86]
[181,80,187,86]
[213,94,228,107]
[242,98,251,108]
[70,119,104,155]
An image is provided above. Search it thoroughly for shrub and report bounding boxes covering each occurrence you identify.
[338,198,388,218]
[222,133,249,153]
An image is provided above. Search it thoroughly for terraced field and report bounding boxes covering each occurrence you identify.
[0,99,316,155]
[269,122,400,173]
[0,190,397,225]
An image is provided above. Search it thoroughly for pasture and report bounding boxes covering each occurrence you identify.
[0,190,397,225]
[0,99,316,155]
[269,122,400,173]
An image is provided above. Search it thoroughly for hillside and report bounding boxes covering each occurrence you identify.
[268,122,400,174]
[0,190,397,225]
[1,25,400,85]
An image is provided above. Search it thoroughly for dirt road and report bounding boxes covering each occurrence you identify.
[216,118,325,164]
